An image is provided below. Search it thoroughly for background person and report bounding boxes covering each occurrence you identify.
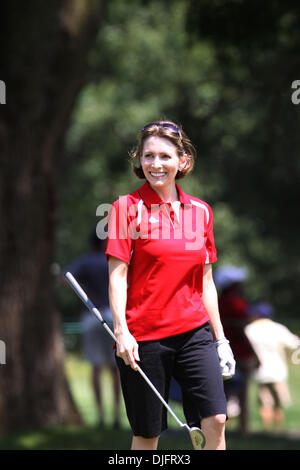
[214,266,258,434]
[245,301,300,428]
[106,120,235,450]
[66,232,121,428]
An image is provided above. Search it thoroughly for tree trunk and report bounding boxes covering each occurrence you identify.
[0,0,106,435]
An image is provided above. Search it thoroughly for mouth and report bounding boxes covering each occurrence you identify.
[149,171,167,179]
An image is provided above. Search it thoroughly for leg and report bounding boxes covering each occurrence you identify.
[258,384,274,428]
[131,435,159,450]
[115,343,169,449]
[238,378,249,435]
[110,365,122,428]
[259,405,274,427]
[92,365,104,423]
[273,382,289,428]
[201,414,226,450]
[173,325,227,450]
[273,407,284,427]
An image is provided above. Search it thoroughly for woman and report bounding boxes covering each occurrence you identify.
[106,120,235,450]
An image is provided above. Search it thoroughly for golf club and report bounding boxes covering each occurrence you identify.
[64,271,206,450]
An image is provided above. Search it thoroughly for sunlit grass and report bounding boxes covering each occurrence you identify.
[0,353,299,450]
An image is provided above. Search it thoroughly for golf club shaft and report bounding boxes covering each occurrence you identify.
[64,272,184,428]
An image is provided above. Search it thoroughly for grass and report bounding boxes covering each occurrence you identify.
[0,353,299,450]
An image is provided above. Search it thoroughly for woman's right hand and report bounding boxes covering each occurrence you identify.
[108,257,139,370]
[115,329,140,370]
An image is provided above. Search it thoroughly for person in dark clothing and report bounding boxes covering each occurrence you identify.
[66,233,121,428]
[215,266,258,434]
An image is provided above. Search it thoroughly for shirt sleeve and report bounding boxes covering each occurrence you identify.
[205,204,217,264]
[105,196,134,264]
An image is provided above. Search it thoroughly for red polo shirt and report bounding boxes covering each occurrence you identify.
[106,182,217,341]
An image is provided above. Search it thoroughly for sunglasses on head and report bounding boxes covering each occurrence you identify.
[141,122,181,137]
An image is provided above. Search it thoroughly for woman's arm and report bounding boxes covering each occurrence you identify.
[202,264,224,340]
[108,256,140,370]
[202,264,236,379]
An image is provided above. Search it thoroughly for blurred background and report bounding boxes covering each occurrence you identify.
[0,0,299,450]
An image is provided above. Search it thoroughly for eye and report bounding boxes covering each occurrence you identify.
[143,153,153,159]
[161,154,171,159]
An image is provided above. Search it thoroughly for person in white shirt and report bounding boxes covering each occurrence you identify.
[245,302,300,428]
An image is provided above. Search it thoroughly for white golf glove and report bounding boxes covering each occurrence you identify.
[215,337,236,380]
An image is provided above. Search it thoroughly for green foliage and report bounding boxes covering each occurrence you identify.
[185,0,300,317]
[56,0,300,319]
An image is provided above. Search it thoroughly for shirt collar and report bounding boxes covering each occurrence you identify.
[137,181,191,208]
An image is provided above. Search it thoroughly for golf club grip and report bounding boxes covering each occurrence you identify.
[64,272,183,428]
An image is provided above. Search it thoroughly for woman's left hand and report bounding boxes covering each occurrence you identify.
[215,338,236,380]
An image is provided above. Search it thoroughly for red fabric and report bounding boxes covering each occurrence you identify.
[219,290,254,360]
[106,182,217,341]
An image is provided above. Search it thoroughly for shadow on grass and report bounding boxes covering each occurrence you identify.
[0,426,195,450]
[226,430,300,450]
[0,426,131,451]
[0,425,299,450]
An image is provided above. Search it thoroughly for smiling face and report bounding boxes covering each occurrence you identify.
[140,136,187,193]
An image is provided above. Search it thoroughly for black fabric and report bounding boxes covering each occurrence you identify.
[116,323,227,438]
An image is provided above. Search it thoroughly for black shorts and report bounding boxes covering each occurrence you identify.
[116,323,227,438]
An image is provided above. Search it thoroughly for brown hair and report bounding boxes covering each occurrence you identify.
[129,120,196,180]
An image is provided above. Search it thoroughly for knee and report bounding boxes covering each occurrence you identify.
[201,414,226,450]
[131,435,160,450]
[214,414,227,426]
[212,414,227,432]
[202,413,226,431]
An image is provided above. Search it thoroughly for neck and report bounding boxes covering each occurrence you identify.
[150,183,179,203]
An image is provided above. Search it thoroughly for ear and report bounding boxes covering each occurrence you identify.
[179,153,189,171]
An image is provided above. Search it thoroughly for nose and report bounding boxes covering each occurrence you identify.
[151,155,163,168]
